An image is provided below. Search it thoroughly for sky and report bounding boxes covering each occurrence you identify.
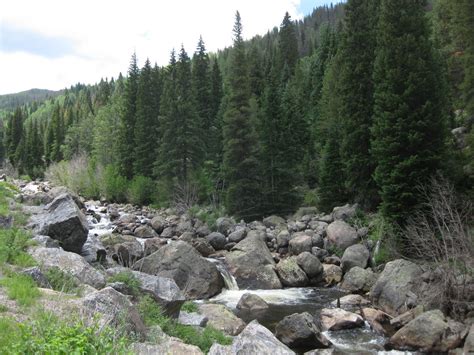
[0,0,340,95]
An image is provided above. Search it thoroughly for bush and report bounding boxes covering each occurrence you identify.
[0,228,36,267]
[101,165,128,203]
[44,267,80,294]
[403,176,474,319]
[127,176,155,205]
[138,296,231,353]
[0,273,40,307]
[0,312,130,354]
[108,271,141,296]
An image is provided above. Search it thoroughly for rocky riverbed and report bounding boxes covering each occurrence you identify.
[9,179,474,354]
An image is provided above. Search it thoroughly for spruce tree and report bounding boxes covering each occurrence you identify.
[371,0,448,225]
[192,37,212,138]
[7,107,24,166]
[133,58,158,177]
[278,12,299,77]
[118,53,139,179]
[222,12,264,221]
[339,0,379,208]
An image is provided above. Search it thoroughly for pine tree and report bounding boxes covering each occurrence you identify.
[371,0,448,225]
[133,58,158,177]
[7,107,24,166]
[222,12,264,221]
[339,0,379,208]
[278,12,299,78]
[118,53,139,179]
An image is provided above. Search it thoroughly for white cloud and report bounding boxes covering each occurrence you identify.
[0,0,303,94]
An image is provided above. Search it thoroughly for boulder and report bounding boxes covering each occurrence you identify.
[263,215,286,228]
[209,320,294,355]
[296,252,323,280]
[464,324,474,354]
[198,303,245,336]
[370,259,423,315]
[143,237,166,256]
[277,230,291,248]
[236,293,269,312]
[35,193,89,253]
[132,337,203,355]
[340,244,370,273]
[176,220,193,235]
[160,226,175,238]
[150,215,166,233]
[191,238,215,257]
[361,308,393,336]
[81,234,106,264]
[228,228,247,243]
[107,267,185,318]
[82,287,146,336]
[308,221,328,236]
[276,257,309,287]
[288,234,313,255]
[389,310,467,352]
[216,217,235,236]
[195,224,211,238]
[31,247,106,288]
[111,241,144,267]
[275,312,331,350]
[332,204,358,221]
[226,234,282,289]
[32,235,60,248]
[341,266,377,293]
[132,241,224,299]
[178,311,208,327]
[134,225,159,239]
[326,220,359,251]
[312,247,329,261]
[22,266,51,288]
[206,232,227,250]
[390,305,425,329]
[117,213,136,224]
[322,264,343,286]
[330,294,371,311]
[320,308,364,331]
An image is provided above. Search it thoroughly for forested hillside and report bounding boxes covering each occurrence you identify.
[0,88,62,116]
[1,0,473,250]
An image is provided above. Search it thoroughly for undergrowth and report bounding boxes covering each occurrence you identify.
[0,273,40,307]
[108,271,141,296]
[44,267,81,295]
[138,296,231,353]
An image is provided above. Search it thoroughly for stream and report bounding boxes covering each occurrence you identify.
[83,199,407,355]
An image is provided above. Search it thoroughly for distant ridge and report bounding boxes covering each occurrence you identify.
[0,88,63,111]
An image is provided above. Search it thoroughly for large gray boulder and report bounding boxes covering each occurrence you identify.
[263,215,286,228]
[31,247,106,288]
[150,215,166,233]
[132,241,224,299]
[216,217,235,236]
[370,259,423,315]
[198,303,246,336]
[389,310,467,352]
[209,320,295,355]
[82,287,146,336]
[228,228,247,243]
[226,234,282,289]
[296,252,323,280]
[320,308,364,331]
[36,193,89,253]
[326,220,359,252]
[341,244,370,273]
[236,293,269,312]
[332,204,358,221]
[206,232,227,250]
[132,338,203,355]
[275,312,331,350]
[289,234,313,255]
[341,266,377,293]
[134,225,159,239]
[276,257,309,287]
[107,267,185,318]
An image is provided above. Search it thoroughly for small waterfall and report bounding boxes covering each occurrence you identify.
[207,258,239,290]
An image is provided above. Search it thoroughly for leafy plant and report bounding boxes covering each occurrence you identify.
[181,301,199,313]
[127,176,155,205]
[0,228,36,267]
[44,267,80,294]
[108,271,141,296]
[138,296,231,353]
[0,273,40,307]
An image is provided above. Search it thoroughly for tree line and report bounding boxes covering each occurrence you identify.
[2,0,473,229]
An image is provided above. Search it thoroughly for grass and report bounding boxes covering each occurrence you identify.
[0,312,131,354]
[181,301,199,313]
[0,273,40,307]
[0,228,36,267]
[108,271,141,296]
[0,305,8,313]
[44,267,81,295]
[138,296,232,353]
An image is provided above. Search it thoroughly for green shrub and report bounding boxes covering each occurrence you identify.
[44,267,80,294]
[303,188,319,207]
[0,228,36,267]
[108,271,141,296]
[138,296,231,353]
[0,312,130,354]
[194,206,226,232]
[102,165,128,203]
[181,301,199,313]
[127,176,155,205]
[0,273,40,307]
